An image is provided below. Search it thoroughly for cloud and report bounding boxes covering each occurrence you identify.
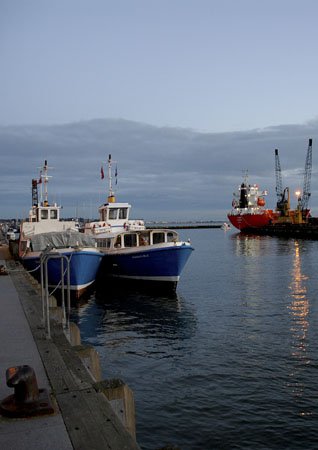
[0,118,317,220]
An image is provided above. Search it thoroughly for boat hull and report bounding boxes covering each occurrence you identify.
[97,244,193,291]
[228,212,271,231]
[21,249,103,296]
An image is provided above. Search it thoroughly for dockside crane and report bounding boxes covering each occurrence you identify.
[299,138,313,218]
[31,179,38,207]
[275,148,290,217]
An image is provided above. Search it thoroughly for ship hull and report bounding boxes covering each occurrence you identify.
[97,244,193,292]
[22,249,103,297]
[228,212,271,231]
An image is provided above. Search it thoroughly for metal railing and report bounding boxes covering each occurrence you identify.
[40,252,70,339]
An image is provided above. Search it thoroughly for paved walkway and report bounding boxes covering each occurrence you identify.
[0,243,141,450]
[0,245,73,450]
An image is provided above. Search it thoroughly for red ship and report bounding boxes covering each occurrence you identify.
[228,172,274,231]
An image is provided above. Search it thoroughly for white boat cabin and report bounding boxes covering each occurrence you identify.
[28,202,61,223]
[96,229,178,250]
[19,202,78,258]
[21,203,78,238]
[85,200,145,235]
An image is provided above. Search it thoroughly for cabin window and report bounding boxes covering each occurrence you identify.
[124,234,137,248]
[50,209,57,219]
[101,210,107,221]
[109,209,118,220]
[114,236,122,248]
[153,232,165,244]
[97,240,104,248]
[119,208,128,219]
[41,210,48,220]
[139,232,149,246]
[97,239,111,248]
[167,232,174,242]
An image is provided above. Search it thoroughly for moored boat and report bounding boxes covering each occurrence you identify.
[228,171,274,231]
[18,161,103,297]
[21,230,104,296]
[95,228,193,292]
[86,155,194,292]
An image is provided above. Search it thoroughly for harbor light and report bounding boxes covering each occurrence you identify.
[295,190,301,207]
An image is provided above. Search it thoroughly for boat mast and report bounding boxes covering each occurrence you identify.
[39,160,52,206]
[39,171,43,205]
[108,154,115,203]
[243,169,249,186]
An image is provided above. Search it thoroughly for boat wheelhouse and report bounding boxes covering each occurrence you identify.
[84,201,144,235]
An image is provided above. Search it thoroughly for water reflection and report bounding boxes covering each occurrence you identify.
[228,233,272,305]
[287,241,310,404]
[231,232,305,257]
[230,232,272,256]
[71,288,197,356]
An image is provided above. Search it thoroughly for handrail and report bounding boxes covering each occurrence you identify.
[40,252,70,339]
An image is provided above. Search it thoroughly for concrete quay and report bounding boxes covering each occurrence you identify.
[0,243,140,450]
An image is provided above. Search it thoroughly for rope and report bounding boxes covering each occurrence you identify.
[4,263,41,273]
[2,267,20,273]
[49,279,63,296]
[27,264,41,273]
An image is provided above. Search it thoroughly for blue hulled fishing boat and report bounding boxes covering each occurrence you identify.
[18,161,103,297]
[85,155,194,292]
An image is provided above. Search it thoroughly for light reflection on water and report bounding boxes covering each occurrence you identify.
[71,230,318,449]
[286,241,311,410]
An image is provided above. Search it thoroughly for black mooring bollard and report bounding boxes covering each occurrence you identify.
[0,365,55,418]
[6,365,39,403]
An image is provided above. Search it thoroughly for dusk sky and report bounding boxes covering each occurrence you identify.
[2,0,318,132]
[1,1,318,220]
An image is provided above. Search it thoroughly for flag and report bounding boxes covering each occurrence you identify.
[115,165,118,184]
[101,166,104,179]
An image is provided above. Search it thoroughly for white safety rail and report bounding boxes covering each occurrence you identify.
[40,252,71,339]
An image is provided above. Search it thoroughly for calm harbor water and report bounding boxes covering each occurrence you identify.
[71,228,318,449]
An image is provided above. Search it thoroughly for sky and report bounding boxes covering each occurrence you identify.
[1,0,318,133]
[1,1,318,221]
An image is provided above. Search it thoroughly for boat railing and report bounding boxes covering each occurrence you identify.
[40,252,70,339]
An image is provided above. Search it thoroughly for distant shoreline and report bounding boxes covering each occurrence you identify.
[146,225,222,229]
[145,221,225,229]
